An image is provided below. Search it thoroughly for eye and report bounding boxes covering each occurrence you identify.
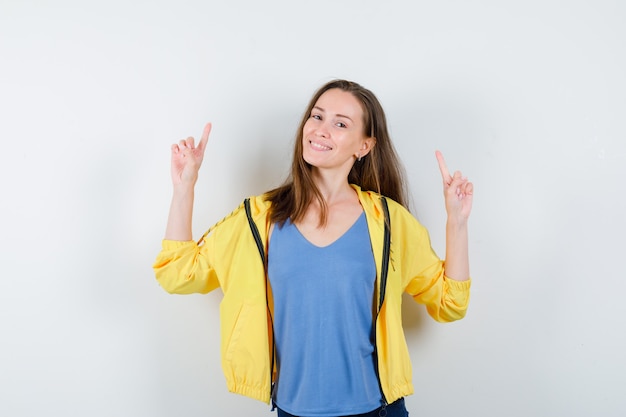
[311,114,322,120]
[336,121,347,128]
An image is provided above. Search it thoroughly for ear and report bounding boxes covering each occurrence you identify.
[359,136,376,157]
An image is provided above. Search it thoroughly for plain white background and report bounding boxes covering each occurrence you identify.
[1,0,625,416]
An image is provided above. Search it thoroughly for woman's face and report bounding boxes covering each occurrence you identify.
[302,88,373,174]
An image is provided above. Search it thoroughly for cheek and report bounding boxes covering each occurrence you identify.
[302,120,314,136]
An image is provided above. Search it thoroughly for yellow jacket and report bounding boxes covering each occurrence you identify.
[153,185,471,404]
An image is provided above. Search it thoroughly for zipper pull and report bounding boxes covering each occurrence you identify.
[269,382,277,411]
[378,399,388,417]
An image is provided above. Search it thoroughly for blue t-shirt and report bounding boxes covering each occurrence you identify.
[268,212,382,416]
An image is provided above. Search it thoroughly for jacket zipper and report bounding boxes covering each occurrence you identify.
[374,197,391,408]
[244,199,276,404]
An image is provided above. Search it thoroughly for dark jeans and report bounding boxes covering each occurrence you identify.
[276,397,408,417]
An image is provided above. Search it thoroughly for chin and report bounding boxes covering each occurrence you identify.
[301,152,319,167]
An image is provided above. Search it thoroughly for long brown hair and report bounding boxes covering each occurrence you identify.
[265,79,408,226]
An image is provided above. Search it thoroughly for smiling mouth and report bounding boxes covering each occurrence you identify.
[309,140,332,151]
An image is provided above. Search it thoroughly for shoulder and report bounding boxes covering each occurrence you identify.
[246,194,273,218]
[356,185,429,241]
[351,184,412,221]
[204,195,272,237]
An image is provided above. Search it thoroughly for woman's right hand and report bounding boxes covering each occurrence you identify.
[171,123,212,187]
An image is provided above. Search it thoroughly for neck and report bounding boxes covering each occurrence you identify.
[310,169,354,206]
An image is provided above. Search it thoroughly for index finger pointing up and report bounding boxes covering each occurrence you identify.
[435,150,452,184]
[198,122,212,150]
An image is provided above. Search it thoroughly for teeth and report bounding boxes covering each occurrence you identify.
[310,141,331,150]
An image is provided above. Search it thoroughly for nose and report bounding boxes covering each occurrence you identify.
[315,122,329,138]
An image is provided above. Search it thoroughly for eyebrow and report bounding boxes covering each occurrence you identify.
[313,106,354,122]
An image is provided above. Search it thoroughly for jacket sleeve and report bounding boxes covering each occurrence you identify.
[152,202,246,294]
[153,237,219,295]
[405,260,471,322]
[395,207,471,322]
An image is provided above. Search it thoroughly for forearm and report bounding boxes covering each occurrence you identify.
[164,185,195,241]
[444,219,470,282]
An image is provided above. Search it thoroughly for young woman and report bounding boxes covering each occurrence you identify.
[154,79,473,417]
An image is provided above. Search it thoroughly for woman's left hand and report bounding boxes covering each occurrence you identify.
[436,151,473,223]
